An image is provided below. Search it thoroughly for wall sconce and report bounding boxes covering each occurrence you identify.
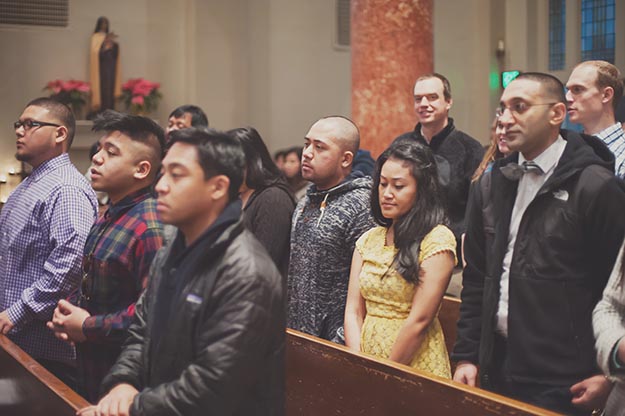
[496,39,505,59]
[0,165,24,207]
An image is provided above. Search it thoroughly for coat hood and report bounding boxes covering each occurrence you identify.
[307,171,372,201]
[495,129,615,184]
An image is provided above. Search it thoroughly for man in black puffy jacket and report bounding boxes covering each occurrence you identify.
[80,128,285,416]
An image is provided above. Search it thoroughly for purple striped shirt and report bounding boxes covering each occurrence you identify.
[0,153,97,362]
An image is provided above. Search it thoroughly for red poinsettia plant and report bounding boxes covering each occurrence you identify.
[44,79,91,114]
[121,78,162,114]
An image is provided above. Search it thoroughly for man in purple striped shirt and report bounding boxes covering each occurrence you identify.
[0,97,98,386]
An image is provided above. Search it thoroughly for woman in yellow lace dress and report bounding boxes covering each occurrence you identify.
[344,141,456,378]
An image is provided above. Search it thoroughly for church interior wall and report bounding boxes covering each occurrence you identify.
[0,0,623,181]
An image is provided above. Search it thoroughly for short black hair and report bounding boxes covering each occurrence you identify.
[169,128,245,201]
[227,127,283,190]
[284,146,303,161]
[26,97,76,148]
[169,105,209,128]
[274,149,287,160]
[92,110,166,173]
[515,72,566,104]
[89,141,100,159]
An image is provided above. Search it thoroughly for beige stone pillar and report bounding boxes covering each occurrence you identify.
[351,0,433,158]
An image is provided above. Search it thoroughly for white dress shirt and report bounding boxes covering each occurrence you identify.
[496,135,567,336]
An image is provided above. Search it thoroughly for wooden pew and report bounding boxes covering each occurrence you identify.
[439,295,461,361]
[0,334,90,416]
[287,294,562,416]
[286,329,561,415]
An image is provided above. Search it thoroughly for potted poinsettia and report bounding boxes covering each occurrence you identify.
[120,78,162,115]
[44,79,91,118]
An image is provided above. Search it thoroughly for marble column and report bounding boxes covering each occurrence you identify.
[351,0,433,158]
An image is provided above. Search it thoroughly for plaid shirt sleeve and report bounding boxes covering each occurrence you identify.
[82,226,163,344]
[6,186,96,327]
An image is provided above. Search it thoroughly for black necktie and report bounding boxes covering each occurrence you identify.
[500,161,544,181]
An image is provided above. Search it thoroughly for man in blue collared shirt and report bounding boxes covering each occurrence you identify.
[0,97,98,386]
[566,60,625,178]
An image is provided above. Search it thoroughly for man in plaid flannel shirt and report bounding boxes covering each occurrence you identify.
[48,110,164,402]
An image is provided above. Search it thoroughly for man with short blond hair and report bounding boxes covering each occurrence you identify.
[566,60,625,177]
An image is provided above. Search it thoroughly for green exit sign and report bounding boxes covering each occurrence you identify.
[501,70,521,88]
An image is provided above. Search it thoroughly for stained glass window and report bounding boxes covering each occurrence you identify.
[580,0,615,63]
[549,0,566,71]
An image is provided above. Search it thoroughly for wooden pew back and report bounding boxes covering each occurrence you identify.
[286,329,561,416]
[0,335,90,416]
[439,295,461,360]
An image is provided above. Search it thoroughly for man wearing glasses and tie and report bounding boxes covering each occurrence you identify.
[0,97,98,387]
[453,73,625,415]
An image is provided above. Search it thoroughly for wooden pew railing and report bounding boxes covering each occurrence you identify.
[286,295,562,415]
[286,329,561,416]
[0,334,90,416]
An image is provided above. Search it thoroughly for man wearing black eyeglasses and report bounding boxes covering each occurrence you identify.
[453,73,625,414]
[0,97,98,388]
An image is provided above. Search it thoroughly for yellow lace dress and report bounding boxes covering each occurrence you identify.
[356,225,457,378]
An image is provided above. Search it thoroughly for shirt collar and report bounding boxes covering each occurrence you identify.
[104,186,154,219]
[594,122,624,140]
[168,199,243,265]
[415,118,455,148]
[518,135,567,176]
[28,153,71,182]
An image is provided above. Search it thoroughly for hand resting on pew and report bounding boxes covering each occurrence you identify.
[77,383,138,416]
[453,360,478,386]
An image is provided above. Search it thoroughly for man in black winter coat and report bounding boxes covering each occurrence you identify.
[452,72,625,415]
[392,73,484,262]
[79,128,285,416]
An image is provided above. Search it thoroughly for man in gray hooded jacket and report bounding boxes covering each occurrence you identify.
[287,116,376,343]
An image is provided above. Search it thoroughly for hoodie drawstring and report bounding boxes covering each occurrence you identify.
[316,193,329,227]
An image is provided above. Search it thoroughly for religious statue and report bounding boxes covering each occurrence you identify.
[90,17,121,115]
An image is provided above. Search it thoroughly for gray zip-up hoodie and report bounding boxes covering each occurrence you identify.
[287,173,376,343]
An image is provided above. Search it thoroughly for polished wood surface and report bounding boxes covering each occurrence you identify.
[0,334,90,415]
[439,295,461,363]
[286,329,562,416]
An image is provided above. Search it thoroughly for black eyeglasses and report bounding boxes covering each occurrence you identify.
[14,119,61,130]
[495,102,558,118]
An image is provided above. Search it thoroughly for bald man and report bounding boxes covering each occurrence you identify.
[287,116,376,343]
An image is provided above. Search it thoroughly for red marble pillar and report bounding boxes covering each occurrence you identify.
[351,0,433,158]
